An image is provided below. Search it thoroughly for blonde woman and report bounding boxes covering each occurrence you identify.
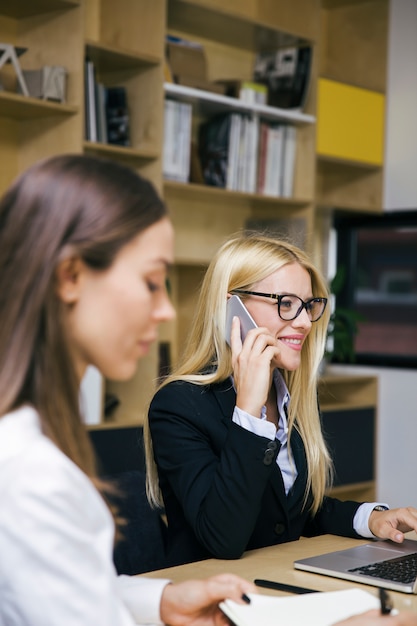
[146,234,417,567]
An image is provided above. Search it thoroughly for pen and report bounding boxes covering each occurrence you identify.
[379,588,393,615]
[254,578,320,595]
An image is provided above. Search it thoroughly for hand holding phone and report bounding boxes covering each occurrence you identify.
[225,295,257,346]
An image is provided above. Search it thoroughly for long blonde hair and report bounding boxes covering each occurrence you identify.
[145,234,333,514]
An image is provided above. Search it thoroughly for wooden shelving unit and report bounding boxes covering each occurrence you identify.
[0,0,387,448]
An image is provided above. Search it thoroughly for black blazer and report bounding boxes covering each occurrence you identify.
[149,379,361,567]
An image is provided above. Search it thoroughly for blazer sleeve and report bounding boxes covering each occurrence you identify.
[304,496,362,539]
[148,381,280,559]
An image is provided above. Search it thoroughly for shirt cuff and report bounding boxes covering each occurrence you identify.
[116,575,171,625]
[233,406,276,440]
[353,502,390,538]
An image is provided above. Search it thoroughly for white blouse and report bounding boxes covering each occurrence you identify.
[0,406,169,626]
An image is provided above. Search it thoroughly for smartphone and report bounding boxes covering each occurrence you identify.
[225,295,257,346]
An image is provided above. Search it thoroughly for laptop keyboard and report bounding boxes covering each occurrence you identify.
[349,552,417,585]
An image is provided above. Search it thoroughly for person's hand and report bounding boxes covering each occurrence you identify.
[369,507,417,542]
[230,316,281,418]
[335,608,417,626]
[159,573,256,626]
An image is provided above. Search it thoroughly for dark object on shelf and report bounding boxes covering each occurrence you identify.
[106,86,130,146]
[198,113,232,188]
[321,408,375,486]
[253,46,312,110]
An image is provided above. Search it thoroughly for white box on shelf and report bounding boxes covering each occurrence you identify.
[21,65,67,102]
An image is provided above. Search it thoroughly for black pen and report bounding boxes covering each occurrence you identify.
[254,578,320,595]
[379,588,393,615]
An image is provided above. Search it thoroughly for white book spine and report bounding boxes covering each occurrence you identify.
[282,125,297,197]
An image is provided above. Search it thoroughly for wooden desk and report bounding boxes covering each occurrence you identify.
[141,535,417,613]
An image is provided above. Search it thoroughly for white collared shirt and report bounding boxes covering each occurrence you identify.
[0,406,169,626]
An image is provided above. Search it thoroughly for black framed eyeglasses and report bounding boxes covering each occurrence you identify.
[231,290,328,322]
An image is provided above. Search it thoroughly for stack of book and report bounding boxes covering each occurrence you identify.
[198,112,297,198]
[84,58,130,146]
[163,98,192,183]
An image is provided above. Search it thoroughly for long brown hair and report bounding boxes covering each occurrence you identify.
[0,154,168,480]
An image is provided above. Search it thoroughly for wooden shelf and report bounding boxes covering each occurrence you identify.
[318,373,378,411]
[0,0,79,19]
[317,155,382,172]
[165,83,315,125]
[168,0,310,52]
[0,92,78,119]
[86,41,161,72]
[327,480,375,502]
[83,141,159,162]
[164,180,312,206]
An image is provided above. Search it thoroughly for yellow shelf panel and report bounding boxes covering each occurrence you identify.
[317,78,385,166]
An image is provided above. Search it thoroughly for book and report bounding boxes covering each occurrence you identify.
[282,125,297,197]
[253,45,312,110]
[226,113,241,191]
[198,113,233,188]
[219,588,381,626]
[84,58,97,142]
[163,99,192,183]
[95,82,108,143]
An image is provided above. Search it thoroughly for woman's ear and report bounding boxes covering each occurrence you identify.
[56,256,84,304]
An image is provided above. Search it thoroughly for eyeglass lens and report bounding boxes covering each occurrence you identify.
[279,295,326,322]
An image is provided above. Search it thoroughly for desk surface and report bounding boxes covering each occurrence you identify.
[141,535,417,613]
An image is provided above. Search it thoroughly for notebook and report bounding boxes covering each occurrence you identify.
[219,588,381,626]
[294,538,417,594]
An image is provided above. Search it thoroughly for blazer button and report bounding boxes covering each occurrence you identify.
[274,523,286,536]
[263,440,278,465]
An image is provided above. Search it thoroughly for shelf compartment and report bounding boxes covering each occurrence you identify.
[0,92,78,119]
[168,0,311,52]
[0,0,79,19]
[316,158,383,213]
[318,374,377,411]
[327,480,375,502]
[165,180,313,265]
[165,82,315,125]
[86,41,161,73]
[164,180,312,206]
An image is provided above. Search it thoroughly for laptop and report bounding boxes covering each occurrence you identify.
[294,539,417,594]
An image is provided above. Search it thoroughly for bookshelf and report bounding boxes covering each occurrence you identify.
[0,0,388,440]
[0,0,166,427]
[163,0,319,369]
